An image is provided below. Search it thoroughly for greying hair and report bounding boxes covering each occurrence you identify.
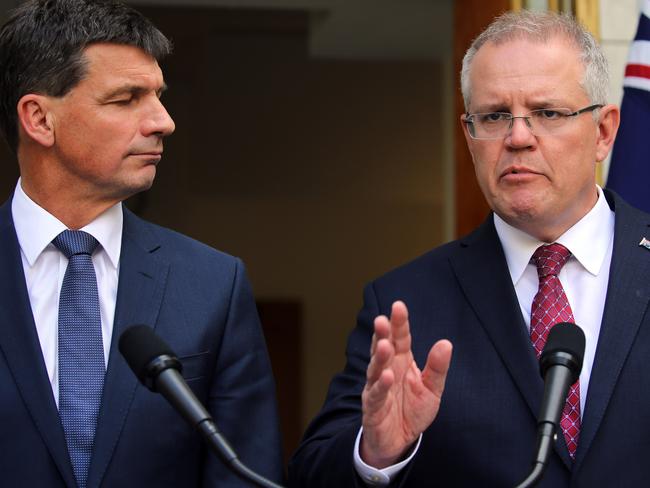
[460,10,609,111]
[0,0,172,153]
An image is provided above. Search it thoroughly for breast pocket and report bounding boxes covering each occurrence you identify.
[178,351,211,383]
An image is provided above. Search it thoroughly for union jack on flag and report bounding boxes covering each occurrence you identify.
[606,0,650,213]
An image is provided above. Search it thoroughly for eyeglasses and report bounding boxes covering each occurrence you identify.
[462,104,603,140]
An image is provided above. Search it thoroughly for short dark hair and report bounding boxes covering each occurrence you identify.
[0,0,172,153]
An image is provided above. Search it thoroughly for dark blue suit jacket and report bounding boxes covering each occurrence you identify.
[289,191,650,487]
[0,199,283,487]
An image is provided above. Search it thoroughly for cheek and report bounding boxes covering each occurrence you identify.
[559,128,597,164]
[56,113,105,153]
[82,126,132,165]
[58,128,123,175]
[470,148,499,188]
[551,142,593,185]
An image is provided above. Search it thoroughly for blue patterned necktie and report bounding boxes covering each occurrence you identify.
[52,230,105,488]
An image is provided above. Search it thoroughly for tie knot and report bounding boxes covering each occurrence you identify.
[52,230,99,259]
[532,243,571,278]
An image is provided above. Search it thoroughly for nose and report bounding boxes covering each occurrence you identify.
[142,97,176,138]
[505,116,536,149]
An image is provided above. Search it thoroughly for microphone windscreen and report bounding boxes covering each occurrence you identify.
[119,325,175,383]
[542,322,585,361]
[540,322,586,375]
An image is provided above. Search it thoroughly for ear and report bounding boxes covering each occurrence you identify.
[595,104,620,162]
[17,94,56,148]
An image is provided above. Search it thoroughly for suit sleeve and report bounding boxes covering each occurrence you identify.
[201,258,284,486]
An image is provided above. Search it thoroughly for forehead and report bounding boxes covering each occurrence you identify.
[468,36,587,110]
[79,43,164,92]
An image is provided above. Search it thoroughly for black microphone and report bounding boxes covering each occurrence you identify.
[515,322,585,488]
[118,325,284,488]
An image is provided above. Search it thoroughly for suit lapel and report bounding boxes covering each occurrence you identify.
[87,208,169,488]
[449,216,574,468]
[0,200,77,487]
[574,194,650,470]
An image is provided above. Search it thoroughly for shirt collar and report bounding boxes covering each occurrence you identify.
[494,186,615,285]
[11,179,123,268]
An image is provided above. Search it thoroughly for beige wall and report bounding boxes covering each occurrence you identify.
[136,7,448,425]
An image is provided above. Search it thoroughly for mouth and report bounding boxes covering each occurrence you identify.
[498,166,544,185]
[130,152,162,163]
[500,165,538,178]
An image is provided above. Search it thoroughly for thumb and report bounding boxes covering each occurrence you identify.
[421,339,452,398]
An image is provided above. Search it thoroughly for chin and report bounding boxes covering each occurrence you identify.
[135,167,157,189]
[114,175,156,202]
[496,198,542,225]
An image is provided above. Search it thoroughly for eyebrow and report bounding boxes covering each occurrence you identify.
[527,99,567,109]
[472,99,568,113]
[100,82,168,102]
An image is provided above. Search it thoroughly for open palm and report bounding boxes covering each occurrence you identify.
[360,301,452,468]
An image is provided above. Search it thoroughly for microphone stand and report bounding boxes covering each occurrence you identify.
[121,326,285,487]
[514,323,584,488]
[197,420,284,488]
[514,423,556,488]
[155,363,285,488]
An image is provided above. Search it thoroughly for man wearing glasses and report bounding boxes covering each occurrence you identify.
[289,9,650,487]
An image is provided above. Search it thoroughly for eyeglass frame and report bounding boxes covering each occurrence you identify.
[462,104,604,140]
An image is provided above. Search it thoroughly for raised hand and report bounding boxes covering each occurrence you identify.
[360,300,452,468]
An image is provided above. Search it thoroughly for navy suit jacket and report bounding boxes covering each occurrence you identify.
[0,199,283,487]
[289,191,650,487]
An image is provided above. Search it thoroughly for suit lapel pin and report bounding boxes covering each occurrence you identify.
[639,237,650,250]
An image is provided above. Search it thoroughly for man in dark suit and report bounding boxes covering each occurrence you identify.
[288,10,650,487]
[0,1,283,486]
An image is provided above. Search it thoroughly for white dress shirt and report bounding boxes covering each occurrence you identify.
[11,179,122,406]
[354,186,615,486]
[495,186,614,414]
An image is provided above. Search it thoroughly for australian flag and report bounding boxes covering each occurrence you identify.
[606,1,650,212]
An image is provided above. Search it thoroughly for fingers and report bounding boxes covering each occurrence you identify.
[421,340,453,398]
[367,301,413,385]
[370,314,391,357]
[371,301,411,355]
[364,368,395,414]
[364,335,395,420]
[389,301,412,354]
[366,334,394,385]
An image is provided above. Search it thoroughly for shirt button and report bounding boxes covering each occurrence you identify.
[367,474,381,483]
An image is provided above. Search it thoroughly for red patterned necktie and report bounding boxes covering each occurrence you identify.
[530,243,580,459]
